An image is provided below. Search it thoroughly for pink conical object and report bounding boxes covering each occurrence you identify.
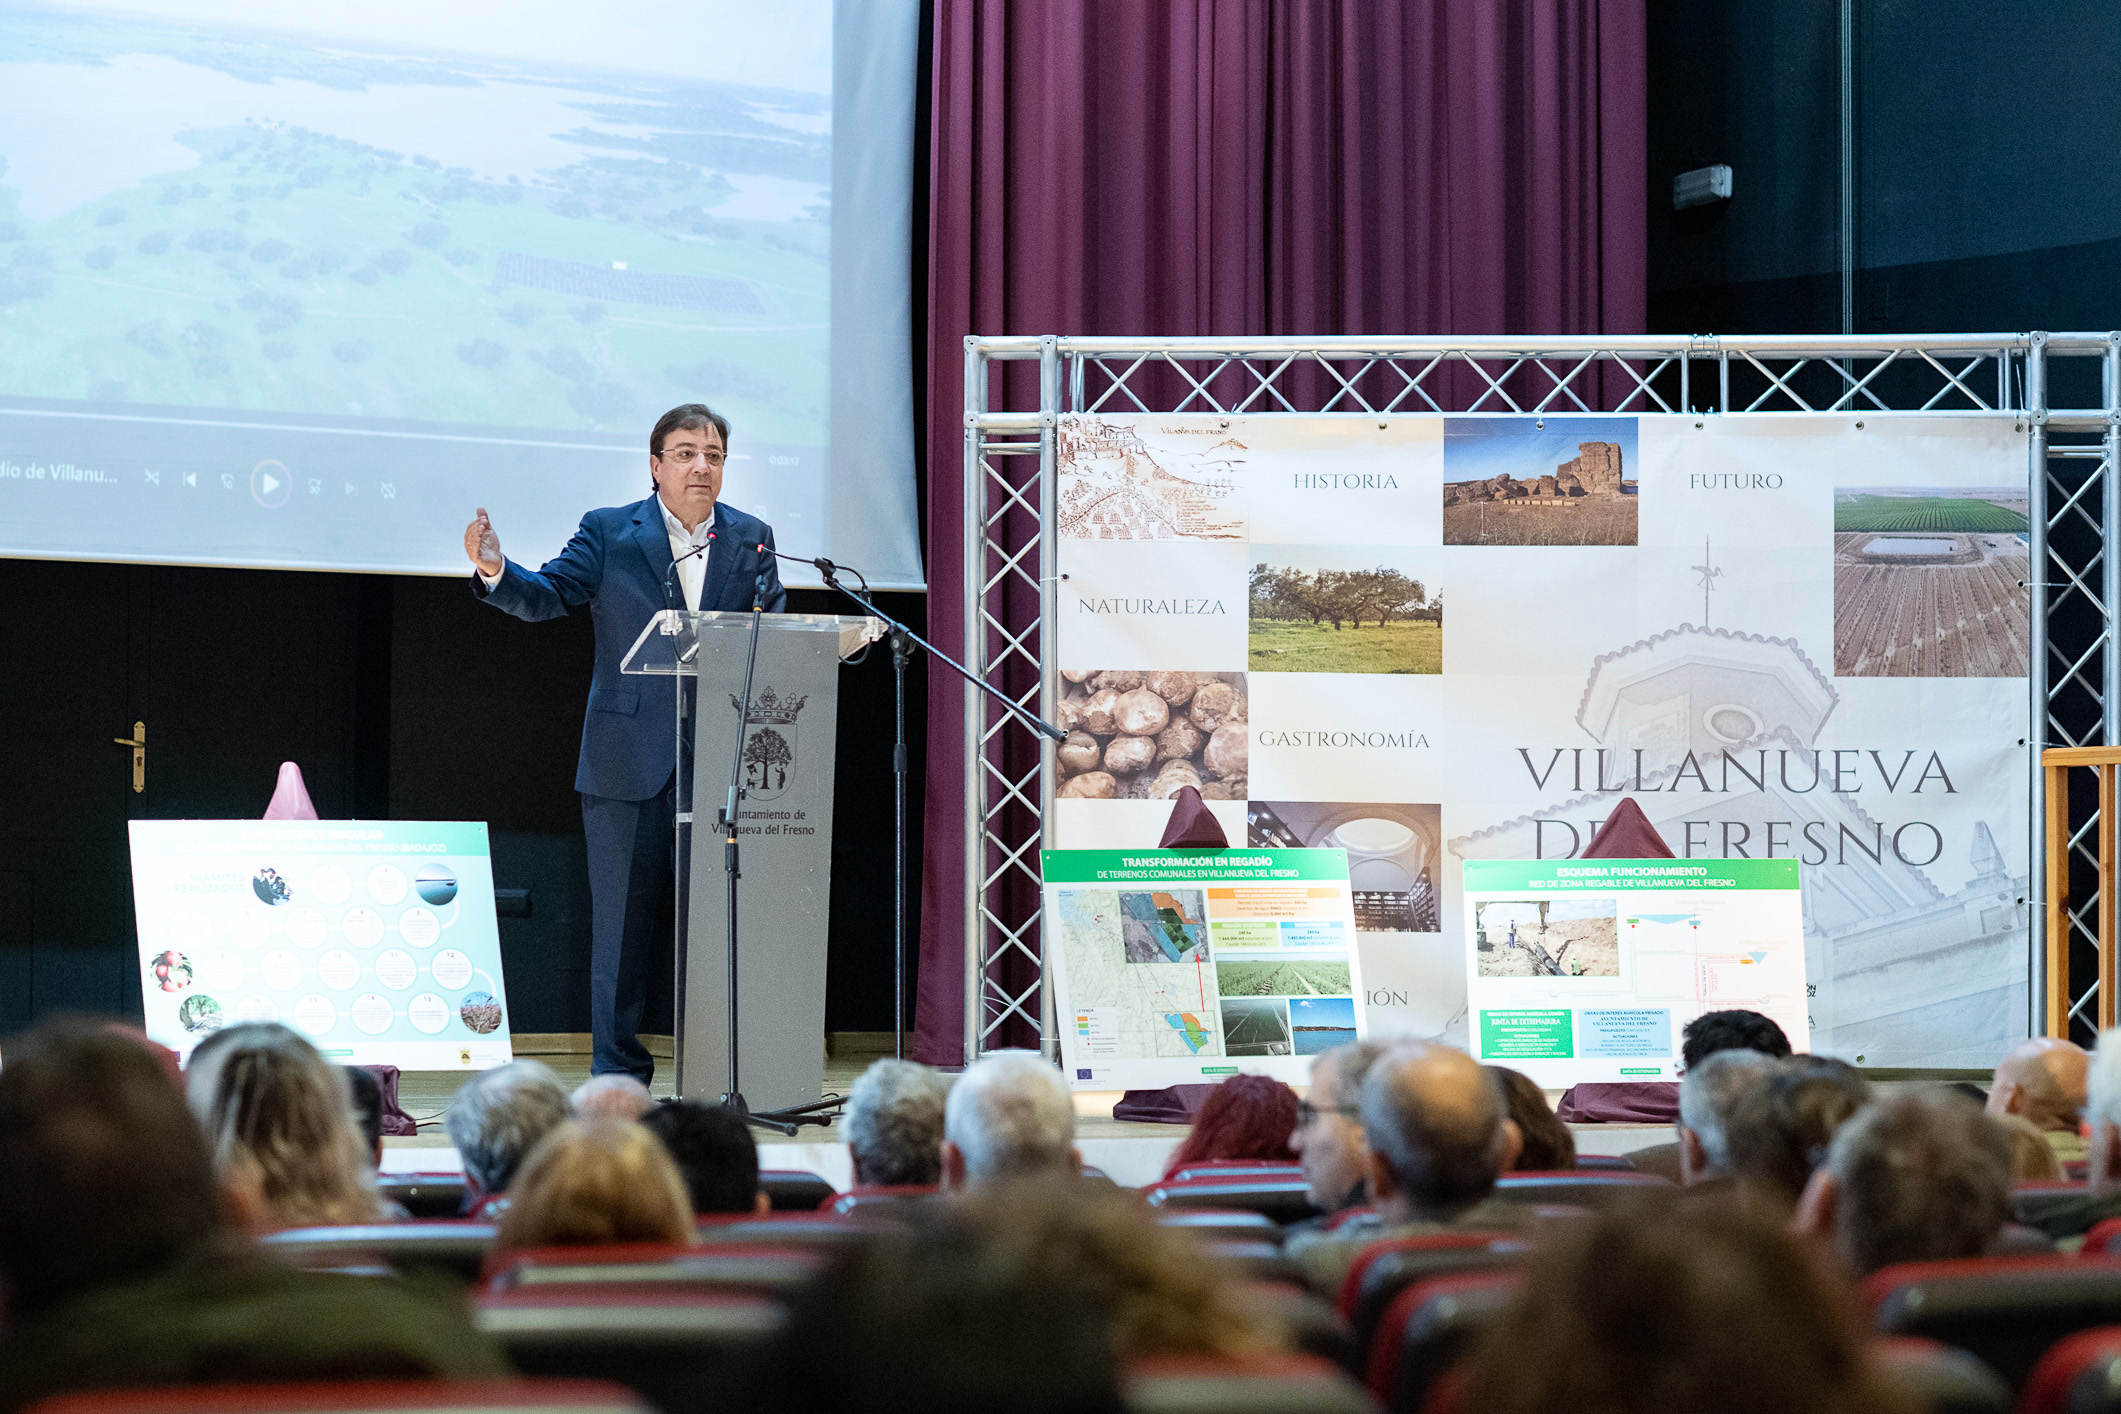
[263,761,320,820]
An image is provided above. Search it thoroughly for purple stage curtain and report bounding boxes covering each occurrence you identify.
[915,0,1646,1065]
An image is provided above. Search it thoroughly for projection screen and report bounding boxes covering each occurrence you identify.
[0,0,923,589]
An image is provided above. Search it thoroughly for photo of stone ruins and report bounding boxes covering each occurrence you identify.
[1443,440,1638,546]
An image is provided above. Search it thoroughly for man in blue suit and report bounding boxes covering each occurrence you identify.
[463,403,785,1083]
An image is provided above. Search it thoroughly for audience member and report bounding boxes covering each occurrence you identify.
[941,1050,1079,1189]
[0,1021,501,1412]
[571,1072,657,1122]
[1159,1073,1299,1180]
[345,1065,387,1169]
[1492,1065,1576,1170]
[1723,1056,1872,1213]
[1288,1041,1383,1218]
[185,1023,383,1230]
[491,1118,696,1260]
[1675,1049,1778,1192]
[1793,1088,2013,1275]
[1629,1009,1794,1181]
[2028,1027,2121,1239]
[1986,1037,2089,1167]
[843,1057,951,1188]
[1681,1008,1794,1069]
[1460,1202,1914,1414]
[1998,1111,2066,1181]
[1285,1042,1528,1292]
[443,1058,571,1205]
[640,1099,769,1215]
[745,1183,1128,1414]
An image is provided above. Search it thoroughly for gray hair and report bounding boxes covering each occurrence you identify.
[1678,1048,1778,1173]
[1825,1088,2013,1275]
[1359,1043,1509,1209]
[1314,1041,1386,1108]
[845,1058,952,1187]
[943,1050,1075,1184]
[571,1073,656,1122]
[2089,1029,2121,1130]
[446,1059,570,1196]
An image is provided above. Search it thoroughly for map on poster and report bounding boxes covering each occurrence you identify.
[1463,857,1807,1086]
[128,819,515,1068]
[1043,847,1364,1089]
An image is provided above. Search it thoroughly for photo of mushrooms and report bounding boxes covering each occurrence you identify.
[1055,670,1248,801]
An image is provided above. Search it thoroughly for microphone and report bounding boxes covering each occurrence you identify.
[663,530,715,611]
[753,541,773,610]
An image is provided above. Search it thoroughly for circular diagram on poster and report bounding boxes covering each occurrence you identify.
[292,994,336,1037]
[252,867,292,906]
[234,995,278,1023]
[414,864,459,906]
[408,993,450,1034]
[178,994,223,1033]
[318,949,359,990]
[260,950,301,990]
[375,949,417,991]
[200,951,244,991]
[286,908,327,949]
[351,993,394,1034]
[458,991,503,1034]
[308,864,351,906]
[398,907,441,948]
[172,910,211,948]
[228,909,267,949]
[150,950,193,993]
[431,949,473,990]
[342,908,384,948]
[367,865,408,905]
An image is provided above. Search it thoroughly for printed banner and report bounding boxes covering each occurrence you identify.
[128,819,515,1068]
[1042,848,1364,1088]
[1051,413,2031,1067]
[1463,857,1807,1086]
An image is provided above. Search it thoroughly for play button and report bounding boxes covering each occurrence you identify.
[250,459,292,508]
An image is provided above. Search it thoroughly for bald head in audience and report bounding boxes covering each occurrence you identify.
[571,1073,656,1122]
[1360,1042,1521,1223]
[941,1051,1079,1190]
[1988,1037,2088,1134]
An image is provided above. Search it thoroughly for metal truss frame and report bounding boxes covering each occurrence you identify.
[961,332,2121,1062]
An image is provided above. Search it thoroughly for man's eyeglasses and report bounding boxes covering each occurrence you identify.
[1296,1100,1361,1126]
[658,447,726,468]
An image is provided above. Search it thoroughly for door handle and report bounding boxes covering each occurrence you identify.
[113,721,145,793]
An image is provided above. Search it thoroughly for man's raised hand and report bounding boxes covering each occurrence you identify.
[465,507,504,578]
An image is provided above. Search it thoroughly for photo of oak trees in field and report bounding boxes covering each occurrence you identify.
[1248,553,1442,675]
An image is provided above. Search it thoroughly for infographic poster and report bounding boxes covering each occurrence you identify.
[1463,857,1807,1087]
[1042,847,1364,1090]
[128,819,514,1068]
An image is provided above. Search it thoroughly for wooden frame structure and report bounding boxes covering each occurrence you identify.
[2046,746,2121,1036]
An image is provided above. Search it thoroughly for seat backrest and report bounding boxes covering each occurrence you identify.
[2010,1183,2090,1229]
[2087,1220,2121,1258]
[1338,1232,1526,1353]
[486,1242,825,1296]
[1873,1337,2012,1414]
[1164,1161,1305,1184]
[2019,1325,2121,1414]
[825,1185,936,1218]
[692,1213,880,1247]
[27,1378,654,1414]
[1142,1177,1322,1226]
[1491,1171,1672,1209]
[475,1290,783,1414]
[1124,1353,1381,1414]
[1867,1256,2121,1390]
[1157,1208,1283,1245]
[377,1173,471,1220]
[1366,1271,1520,1414]
[758,1169,836,1212]
[1569,1154,1638,1173]
[262,1223,496,1284]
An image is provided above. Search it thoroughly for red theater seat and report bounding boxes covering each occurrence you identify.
[1124,1353,1380,1414]
[692,1212,879,1247]
[1164,1161,1305,1184]
[1873,1337,2011,1414]
[2011,1182,2089,1229]
[262,1223,495,1283]
[1867,1255,2121,1390]
[484,1242,824,1296]
[25,1380,652,1414]
[475,1289,781,1414]
[375,1173,470,1220]
[1491,1170,1671,1208]
[1335,1232,1526,1354]
[2021,1326,2121,1414]
[1157,1208,1284,1245]
[1364,1270,1520,1414]
[1569,1154,1640,1173]
[825,1184,936,1217]
[757,1169,836,1212]
[1143,1176,1322,1226]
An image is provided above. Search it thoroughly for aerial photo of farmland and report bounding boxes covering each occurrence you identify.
[1833,488,2029,678]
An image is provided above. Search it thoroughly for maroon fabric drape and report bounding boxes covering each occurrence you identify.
[916,0,1646,1065]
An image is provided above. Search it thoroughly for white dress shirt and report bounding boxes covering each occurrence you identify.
[479,496,714,609]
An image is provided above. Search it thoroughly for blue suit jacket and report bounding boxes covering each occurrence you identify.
[474,495,787,801]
